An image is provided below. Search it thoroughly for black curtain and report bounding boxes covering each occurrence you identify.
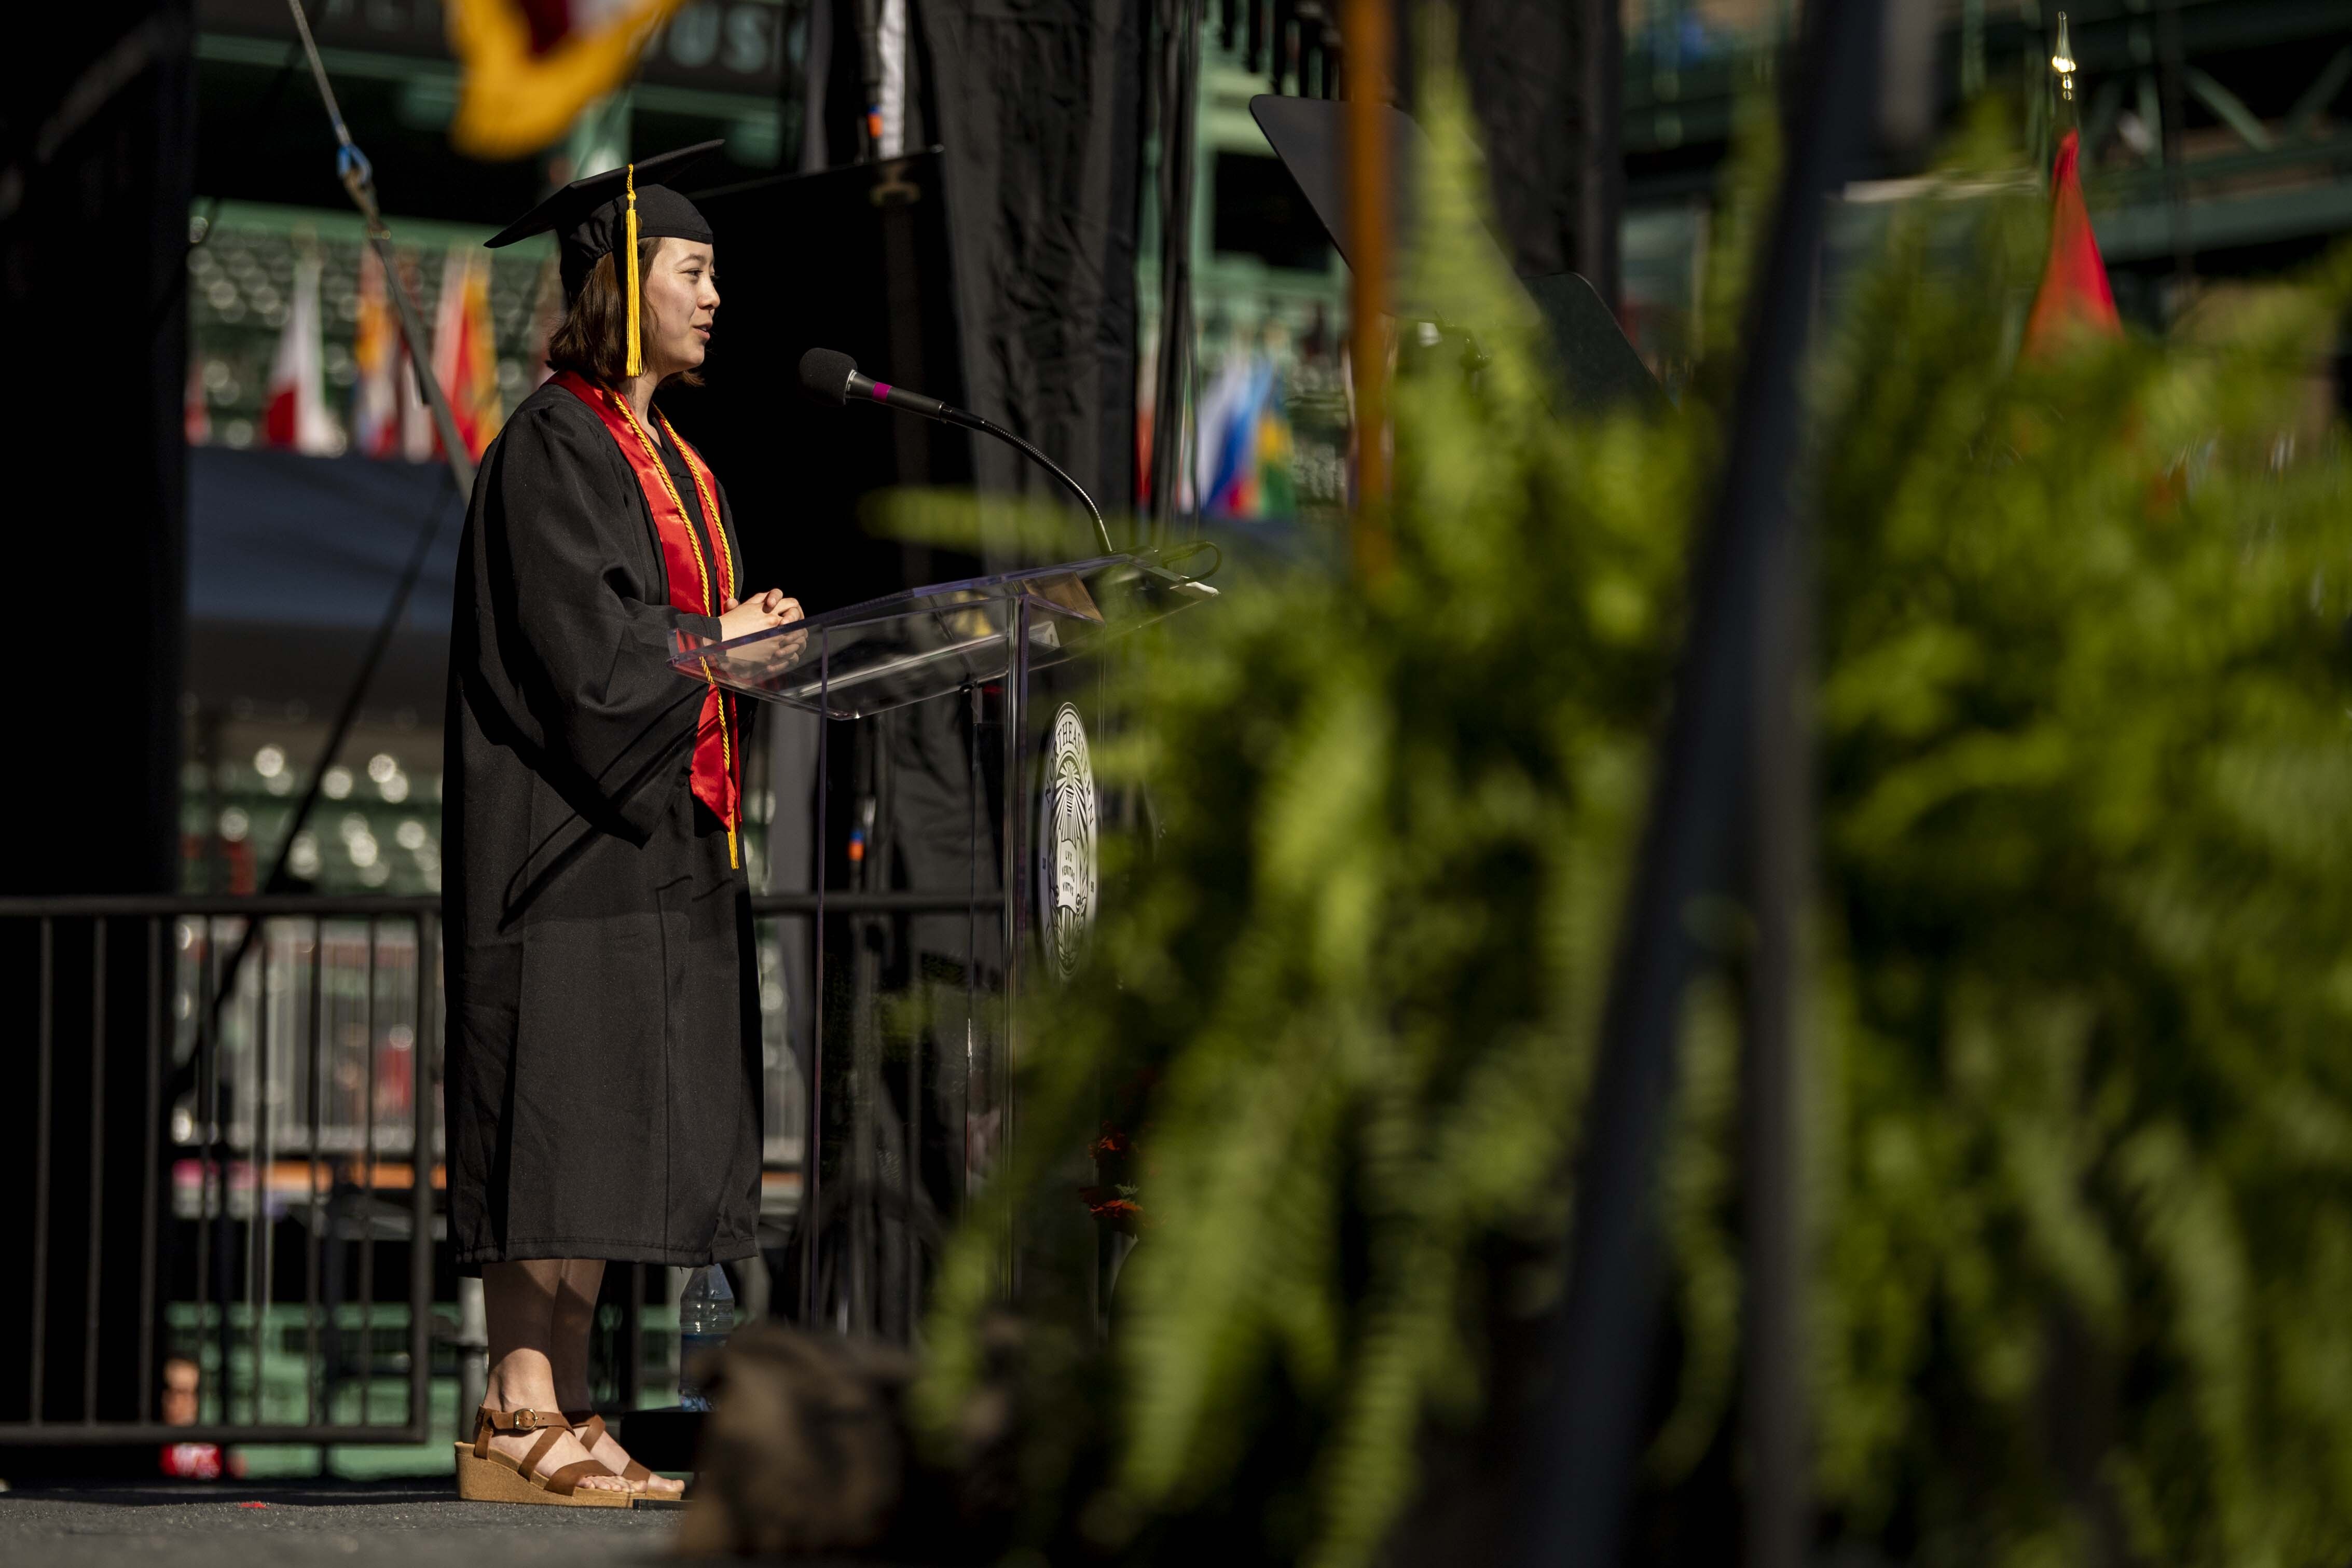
[3,0,192,897]
[0,0,193,1454]
[1445,0,1619,305]
[1448,0,1571,275]
[919,0,1145,538]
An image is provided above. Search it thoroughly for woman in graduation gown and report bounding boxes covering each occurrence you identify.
[443,143,802,1505]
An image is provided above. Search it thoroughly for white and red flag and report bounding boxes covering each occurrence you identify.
[395,250,438,462]
[400,339,437,462]
[262,252,343,455]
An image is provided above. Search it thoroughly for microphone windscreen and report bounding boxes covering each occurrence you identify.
[797,347,858,406]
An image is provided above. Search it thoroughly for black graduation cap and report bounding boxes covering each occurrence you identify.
[485,140,723,375]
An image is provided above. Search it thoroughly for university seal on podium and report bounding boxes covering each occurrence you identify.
[1037,703,1098,979]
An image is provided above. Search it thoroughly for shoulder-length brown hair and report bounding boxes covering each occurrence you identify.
[544,238,703,388]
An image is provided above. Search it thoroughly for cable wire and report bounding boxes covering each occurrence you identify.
[200,5,490,1038]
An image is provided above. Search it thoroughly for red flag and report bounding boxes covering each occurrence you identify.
[429,247,506,461]
[2023,130,2121,357]
[184,355,211,446]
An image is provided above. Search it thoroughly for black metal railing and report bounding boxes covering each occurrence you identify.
[0,885,1001,1447]
[0,895,440,1445]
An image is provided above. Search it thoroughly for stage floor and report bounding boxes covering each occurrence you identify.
[0,1478,699,1567]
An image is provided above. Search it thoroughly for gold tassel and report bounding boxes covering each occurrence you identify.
[623,163,642,377]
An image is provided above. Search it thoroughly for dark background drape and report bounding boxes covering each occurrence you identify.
[1,0,194,1453]
[6,0,193,897]
[1446,0,1620,304]
[919,0,1146,535]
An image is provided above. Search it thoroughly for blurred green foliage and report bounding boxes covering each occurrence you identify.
[1808,194,2352,1568]
[913,60,2352,1568]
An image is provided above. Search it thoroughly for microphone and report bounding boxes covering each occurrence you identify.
[797,346,1115,556]
[799,346,968,426]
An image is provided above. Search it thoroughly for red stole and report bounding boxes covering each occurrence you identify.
[553,371,741,867]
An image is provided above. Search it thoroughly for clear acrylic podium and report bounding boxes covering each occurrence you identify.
[670,552,1214,1334]
[670,553,1217,720]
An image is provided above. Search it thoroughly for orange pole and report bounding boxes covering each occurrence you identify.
[1344,0,1392,578]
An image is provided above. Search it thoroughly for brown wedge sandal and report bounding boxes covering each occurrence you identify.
[453,1407,633,1507]
[565,1409,681,1497]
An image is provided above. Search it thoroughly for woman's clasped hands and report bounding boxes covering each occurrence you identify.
[714,586,809,670]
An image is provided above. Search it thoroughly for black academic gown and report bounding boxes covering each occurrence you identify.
[443,378,761,1270]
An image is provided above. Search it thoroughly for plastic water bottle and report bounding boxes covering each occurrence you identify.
[676,1265,734,1412]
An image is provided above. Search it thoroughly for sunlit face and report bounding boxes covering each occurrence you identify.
[640,237,720,377]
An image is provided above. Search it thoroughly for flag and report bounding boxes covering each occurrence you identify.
[184,355,210,446]
[524,257,562,391]
[351,246,402,459]
[430,247,505,461]
[1204,361,1272,517]
[1193,349,1253,512]
[1253,378,1297,519]
[380,250,438,461]
[400,337,437,462]
[446,0,693,159]
[262,252,343,455]
[1199,353,1295,521]
[2023,130,2121,357]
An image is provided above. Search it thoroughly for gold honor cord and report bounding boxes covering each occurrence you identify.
[606,387,741,869]
[623,163,643,377]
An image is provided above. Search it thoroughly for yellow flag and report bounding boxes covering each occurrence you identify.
[446,0,692,160]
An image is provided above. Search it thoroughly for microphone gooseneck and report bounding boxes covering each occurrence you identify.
[797,346,1115,557]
